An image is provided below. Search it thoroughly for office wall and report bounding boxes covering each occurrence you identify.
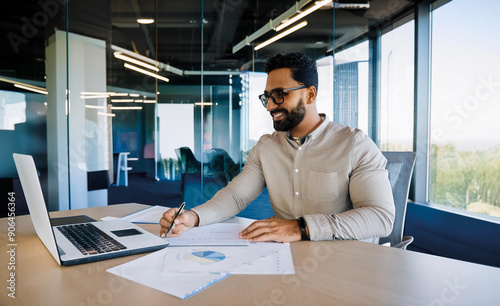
[158,104,195,160]
[406,202,500,268]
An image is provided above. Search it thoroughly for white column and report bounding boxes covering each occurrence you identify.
[46,30,109,211]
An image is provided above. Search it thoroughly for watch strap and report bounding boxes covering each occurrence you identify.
[297,217,310,241]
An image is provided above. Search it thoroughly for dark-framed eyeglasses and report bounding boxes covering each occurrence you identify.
[258,85,308,108]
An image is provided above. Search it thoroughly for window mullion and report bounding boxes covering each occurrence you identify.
[412,0,433,202]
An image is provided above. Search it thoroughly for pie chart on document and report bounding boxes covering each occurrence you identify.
[183,250,226,264]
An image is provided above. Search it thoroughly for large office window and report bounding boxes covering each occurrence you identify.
[0,90,26,130]
[430,0,500,218]
[380,20,414,151]
[316,56,334,121]
[334,41,369,133]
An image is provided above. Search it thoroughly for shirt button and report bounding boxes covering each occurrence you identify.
[295,169,299,173]
[295,192,299,196]
[298,147,302,150]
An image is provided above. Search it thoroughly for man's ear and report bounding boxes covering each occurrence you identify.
[306,86,317,104]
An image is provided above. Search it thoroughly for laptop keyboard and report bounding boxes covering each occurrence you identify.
[57,223,127,255]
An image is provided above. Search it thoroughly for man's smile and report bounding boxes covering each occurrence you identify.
[271,109,287,121]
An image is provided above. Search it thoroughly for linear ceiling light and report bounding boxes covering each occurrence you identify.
[0,77,48,95]
[137,18,155,24]
[111,99,135,103]
[14,84,48,95]
[80,94,109,99]
[111,106,143,110]
[98,112,116,117]
[194,102,213,106]
[275,0,332,31]
[85,105,107,109]
[112,45,184,76]
[81,91,114,95]
[254,21,308,51]
[124,63,170,82]
[114,52,159,72]
[143,100,157,104]
[334,1,370,9]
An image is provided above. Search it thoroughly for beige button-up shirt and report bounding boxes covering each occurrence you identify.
[192,116,395,241]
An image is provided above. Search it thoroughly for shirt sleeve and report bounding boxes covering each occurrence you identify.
[191,144,267,226]
[304,131,395,241]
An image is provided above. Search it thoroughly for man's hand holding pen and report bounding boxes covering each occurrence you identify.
[159,203,200,238]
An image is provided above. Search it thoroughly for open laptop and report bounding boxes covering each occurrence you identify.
[13,153,169,266]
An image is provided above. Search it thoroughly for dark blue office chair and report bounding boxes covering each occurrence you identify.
[236,188,275,220]
[181,172,228,210]
[175,147,201,174]
[379,151,417,249]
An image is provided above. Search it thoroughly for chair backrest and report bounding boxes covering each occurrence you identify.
[379,151,416,247]
[205,148,240,180]
[175,147,201,174]
[204,149,226,176]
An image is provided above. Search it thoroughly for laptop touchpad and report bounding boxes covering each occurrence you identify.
[111,228,143,237]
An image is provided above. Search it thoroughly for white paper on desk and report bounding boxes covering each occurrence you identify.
[100,216,119,221]
[164,223,248,246]
[107,248,228,300]
[162,243,281,274]
[120,205,171,224]
[221,216,255,228]
[232,243,295,274]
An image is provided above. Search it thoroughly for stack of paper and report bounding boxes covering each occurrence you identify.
[106,206,295,299]
[119,205,171,224]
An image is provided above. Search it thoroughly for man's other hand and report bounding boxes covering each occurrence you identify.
[238,217,302,243]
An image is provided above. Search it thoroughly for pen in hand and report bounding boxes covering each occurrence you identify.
[164,202,186,237]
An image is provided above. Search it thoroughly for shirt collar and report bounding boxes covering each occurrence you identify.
[285,114,328,144]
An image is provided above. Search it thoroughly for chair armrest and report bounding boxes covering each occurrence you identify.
[392,235,414,249]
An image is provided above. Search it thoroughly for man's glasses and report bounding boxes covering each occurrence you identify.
[258,85,307,108]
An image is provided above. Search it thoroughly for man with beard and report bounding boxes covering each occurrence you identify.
[160,53,395,243]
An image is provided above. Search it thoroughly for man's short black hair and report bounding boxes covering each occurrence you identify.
[264,52,318,91]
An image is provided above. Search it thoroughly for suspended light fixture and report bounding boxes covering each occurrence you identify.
[254,21,308,51]
[137,18,155,24]
[124,63,170,82]
[14,84,48,95]
[114,52,159,72]
[275,0,332,31]
[111,106,143,110]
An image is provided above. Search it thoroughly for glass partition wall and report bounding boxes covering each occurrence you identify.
[2,0,427,215]
[3,0,336,211]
